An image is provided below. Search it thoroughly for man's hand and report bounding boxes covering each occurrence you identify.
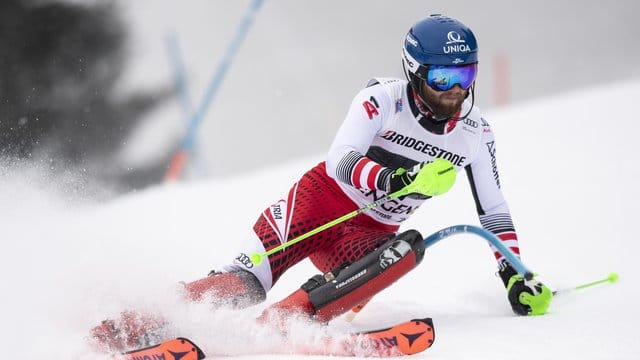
[499,263,552,315]
[506,275,552,315]
[388,158,456,197]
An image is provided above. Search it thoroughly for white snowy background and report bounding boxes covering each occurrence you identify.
[1,80,637,359]
[1,0,639,359]
[114,0,640,177]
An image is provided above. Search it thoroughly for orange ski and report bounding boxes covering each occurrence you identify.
[116,318,434,358]
[116,337,205,360]
[292,317,435,357]
[346,317,435,356]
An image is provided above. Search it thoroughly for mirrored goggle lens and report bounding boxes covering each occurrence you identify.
[426,64,477,91]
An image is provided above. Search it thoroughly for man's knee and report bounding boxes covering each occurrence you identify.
[183,269,266,309]
[261,229,425,323]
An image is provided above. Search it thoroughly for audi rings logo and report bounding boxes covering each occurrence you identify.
[446,31,465,44]
[236,253,254,269]
[463,118,478,128]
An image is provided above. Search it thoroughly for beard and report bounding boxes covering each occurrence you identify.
[419,82,467,119]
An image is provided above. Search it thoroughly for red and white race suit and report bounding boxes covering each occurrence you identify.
[225,78,519,292]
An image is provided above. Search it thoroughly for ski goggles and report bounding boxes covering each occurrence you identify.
[423,63,478,91]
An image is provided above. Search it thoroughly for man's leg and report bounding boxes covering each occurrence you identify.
[258,229,425,325]
[183,269,266,308]
[89,164,357,352]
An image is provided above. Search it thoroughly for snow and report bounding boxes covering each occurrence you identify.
[1,79,638,359]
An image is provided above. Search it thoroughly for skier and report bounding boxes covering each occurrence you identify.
[91,14,552,352]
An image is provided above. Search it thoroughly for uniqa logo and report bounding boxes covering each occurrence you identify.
[443,30,471,54]
[443,43,471,54]
[446,31,465,44]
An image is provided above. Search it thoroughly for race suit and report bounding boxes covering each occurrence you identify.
[225,77,519,292]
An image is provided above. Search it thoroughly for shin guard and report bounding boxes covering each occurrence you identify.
[261,229,425,324]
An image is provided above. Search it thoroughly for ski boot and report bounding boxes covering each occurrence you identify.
[89,310,168,353]
[89,270,265,353]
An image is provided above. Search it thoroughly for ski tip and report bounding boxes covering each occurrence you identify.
[120,338,205,360]
[395,318,435,355]
[358,317,435,356]
[176,338,206,360]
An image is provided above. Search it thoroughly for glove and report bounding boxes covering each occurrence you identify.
[389,163,423,195]
[388,158,456,197]
[499,262,552,316]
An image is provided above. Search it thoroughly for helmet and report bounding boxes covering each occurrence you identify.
[402,14,478,90]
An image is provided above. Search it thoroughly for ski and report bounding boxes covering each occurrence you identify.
[117,317,434,358]
[302,317,435,357]
[116,337,205,360]
[352,317,435,356]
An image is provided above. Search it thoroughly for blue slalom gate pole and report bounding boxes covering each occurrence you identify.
[165,32,194,119]
[423,224,534,279]
[164,31,211,178]
[345,224,536,321]
[166,0,265,180]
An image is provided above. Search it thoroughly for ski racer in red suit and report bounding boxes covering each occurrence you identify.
[91,14,552,352]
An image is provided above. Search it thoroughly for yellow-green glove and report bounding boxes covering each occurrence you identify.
[388,158,456,197]
[500,263,552,316]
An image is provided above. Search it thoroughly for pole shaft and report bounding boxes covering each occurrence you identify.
[253,188,408,262]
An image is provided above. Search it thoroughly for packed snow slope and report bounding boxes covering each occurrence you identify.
[1,80,638,359]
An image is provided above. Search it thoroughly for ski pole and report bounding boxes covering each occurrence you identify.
[345,268,619,322]
[249,159,456,265]
[345,224,534,321]
[249,188,407,266]
[552,272,619,296]
[344,299,371,322]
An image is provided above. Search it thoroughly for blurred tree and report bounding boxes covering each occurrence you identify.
[0,0,171,193]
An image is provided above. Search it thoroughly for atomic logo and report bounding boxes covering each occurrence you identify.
[169,350,190,360]
[401,331,426,347]
[406,34,418,47]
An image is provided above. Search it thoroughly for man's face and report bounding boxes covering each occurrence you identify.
[419,81,468,118]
